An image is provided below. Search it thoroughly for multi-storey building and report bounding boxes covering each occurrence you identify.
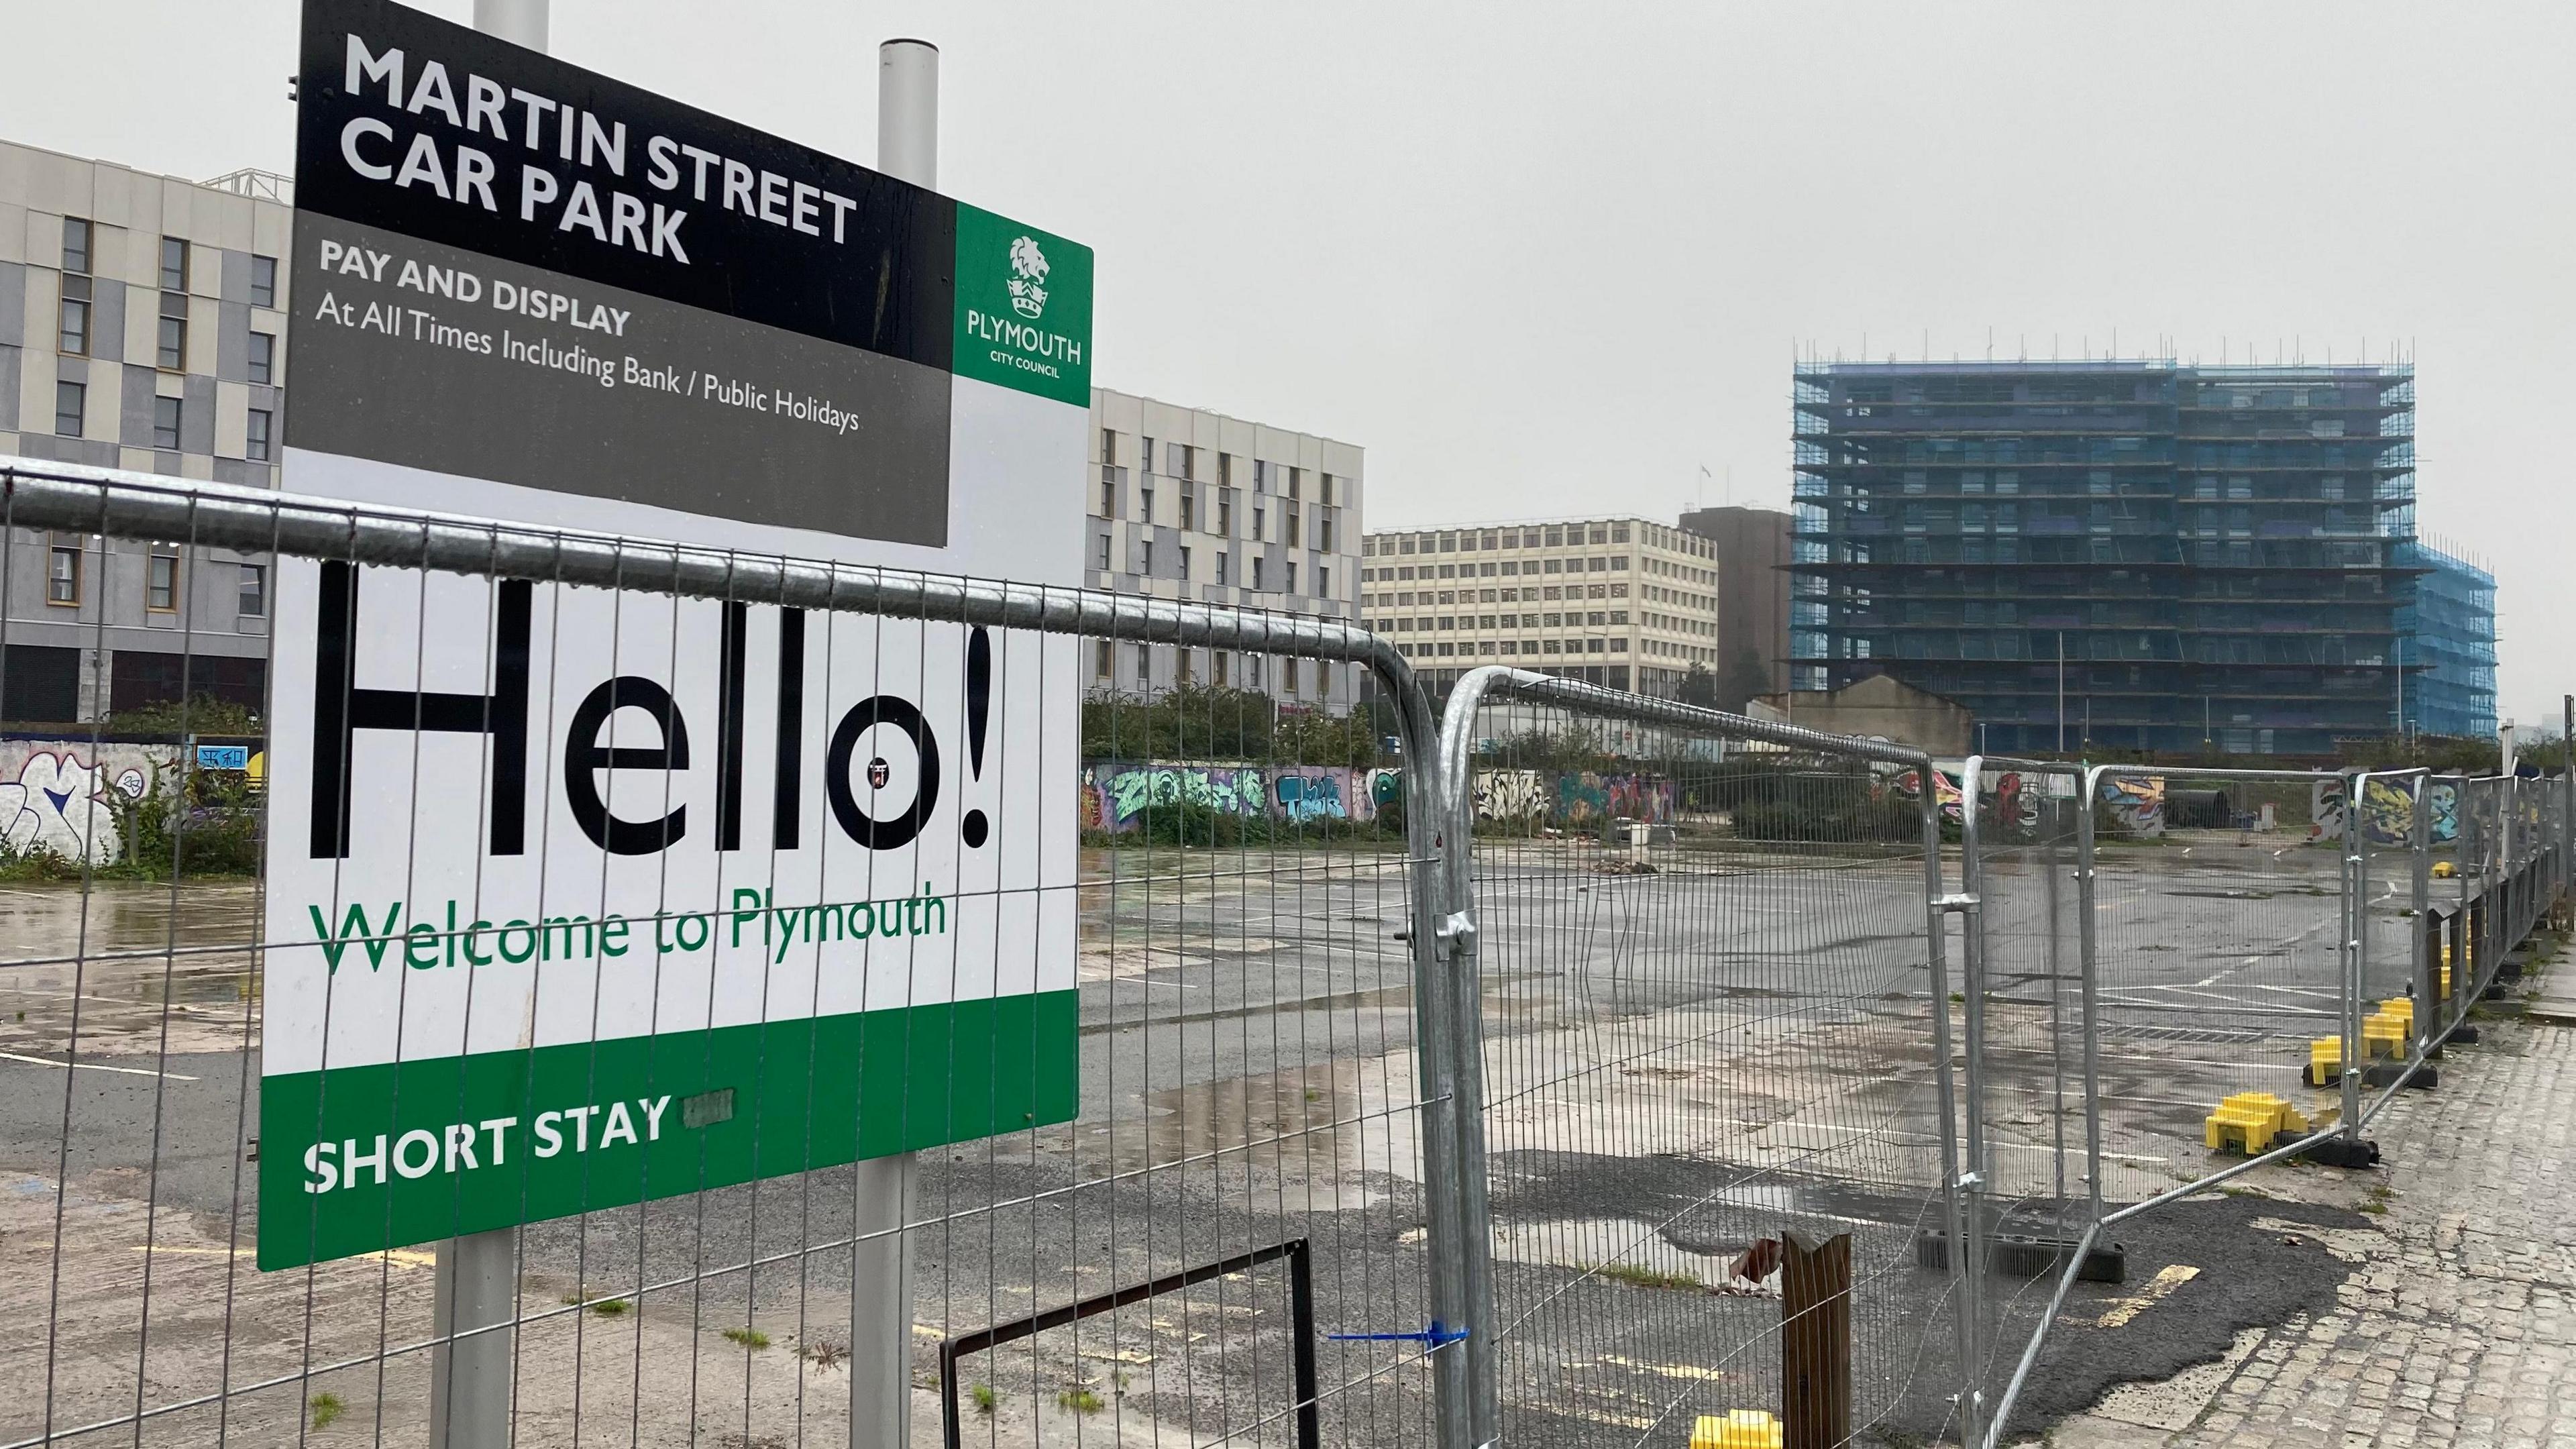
[0,140,288,722]
[1791,359,2419,755]
[1678,504,1792,705]
[2396,537,2498,741]
[1358,517,1722,698]
[1087,388,1364,712]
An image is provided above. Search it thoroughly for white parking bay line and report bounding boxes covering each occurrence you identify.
[0,1050,197,1081]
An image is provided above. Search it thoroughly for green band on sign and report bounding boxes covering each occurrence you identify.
[256,990,1078,1271]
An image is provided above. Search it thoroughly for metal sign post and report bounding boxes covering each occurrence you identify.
[425,11,548,1444]
[851,39,937,1449]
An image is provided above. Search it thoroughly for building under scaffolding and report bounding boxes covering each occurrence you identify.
[1791,358,2420,755]
[2396,538,2498,740]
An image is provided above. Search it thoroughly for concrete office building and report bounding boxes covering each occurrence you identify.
[1087,388,1364,712]
[0,140,288,722]
[1679,503,1792,706]
[1359,517,1722,698]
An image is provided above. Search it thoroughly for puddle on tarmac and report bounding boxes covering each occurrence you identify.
[1068,1059,1410,1209]
[0,881,264,1057]
[0,880,261,961]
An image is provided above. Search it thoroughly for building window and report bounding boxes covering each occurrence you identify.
[147,547,179,612]
[1216,552,1230,586]
[238,564,266,618]
[54,381,85,438]
[1095,535,1111,571]
[247,409,272,461]
[1178,545,1192,578]
[59,276,91,355]
[1139,539,1152,575]
[154,396,183,450]
[1285,561,1299,594]
[1167,441,1191,478]
[1213,651,1230,686]
[249,331,276,384]
[251,254,278,309]
[1218,491,1234,535]
[63,217,92,274]
[1283,657,1301,694]
[47,538,80,606]
[1134,644,1150,688]
[160,236,190,290]
[1093,639,1112,680]
[158,291,189,370]
[1317,566,1331,598]
[1252,557,1265,590]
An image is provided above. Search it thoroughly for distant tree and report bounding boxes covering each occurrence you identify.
[1676,664,1720,710]
[1713,647,1772,713]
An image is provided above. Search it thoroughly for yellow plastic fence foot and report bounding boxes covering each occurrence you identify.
[2206,1092,2308,1155]
[1691,1410,1784,1449]
[2308,1036,2343,1088]
[2363,1010,2408,1060]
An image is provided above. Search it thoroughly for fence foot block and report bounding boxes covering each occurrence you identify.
[2361,1062,2436,1090]
[2452,1024,2483,1044]
[2290,1133,2380,1169]
[1912,1230,2125,1283]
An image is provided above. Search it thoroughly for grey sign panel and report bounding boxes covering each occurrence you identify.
[286,219,950,545]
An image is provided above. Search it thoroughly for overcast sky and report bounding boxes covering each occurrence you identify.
[14,3,2573,725]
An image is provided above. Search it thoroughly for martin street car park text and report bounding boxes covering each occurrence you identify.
[333,32,885,262]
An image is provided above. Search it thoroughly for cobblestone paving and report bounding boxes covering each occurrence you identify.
[2042,1019,2576,1447]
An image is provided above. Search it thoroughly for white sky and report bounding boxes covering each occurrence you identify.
[12,2,2572,726]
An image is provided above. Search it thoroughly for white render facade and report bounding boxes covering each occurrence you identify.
[1087,387,1364,712]
[0,139,289,721]
[1360,516,1723,698]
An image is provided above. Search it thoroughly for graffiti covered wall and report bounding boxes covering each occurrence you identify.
[2097,774,2166,837]
[1079,761,1672,833]
[0,740,186,865]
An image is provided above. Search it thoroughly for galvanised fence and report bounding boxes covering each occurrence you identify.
[2,458,2569,1448]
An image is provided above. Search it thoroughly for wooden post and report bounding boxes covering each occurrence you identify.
[1780,1231,1851,1449]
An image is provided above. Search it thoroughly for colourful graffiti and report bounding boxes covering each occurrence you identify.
[2359,779,2414,847]
[0,749,141,865]
[1892,767,1964,823]
[1274,772,1351,822]
[1473,769,1548,820]
[1553,771,1677,825]
[1368,768,1403,816]
[2310,778,2445,847]
[2097,775,2164,837]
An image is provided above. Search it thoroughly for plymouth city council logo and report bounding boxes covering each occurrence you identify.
[1006,235,1050,319]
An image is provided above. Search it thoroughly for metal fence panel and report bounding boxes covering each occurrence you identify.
[0,458,1467,1449]
[1437,671,1968,1448]
[1953,757,2090,1434]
